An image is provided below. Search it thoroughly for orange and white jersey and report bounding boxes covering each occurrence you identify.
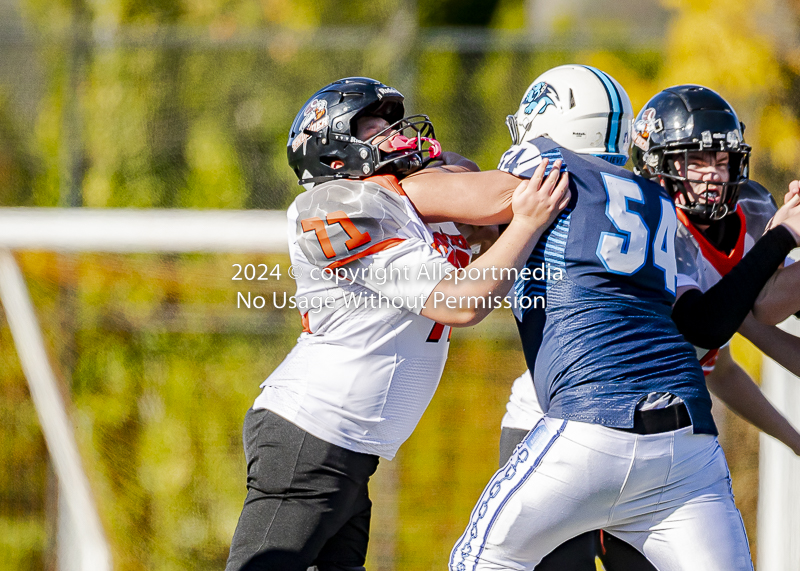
[253,175,470,460]
[675,180,779,376]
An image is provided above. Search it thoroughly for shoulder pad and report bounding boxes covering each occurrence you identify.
[739,179,775,203]
[294,179,414,267]
[498,142,543,178]
[498,141,566,179]
[674,224,703,278]
[738,179,778,211]
[738,180,778,237]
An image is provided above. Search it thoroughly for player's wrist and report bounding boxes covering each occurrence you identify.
[507,214,548,236]
[777,222,800,246]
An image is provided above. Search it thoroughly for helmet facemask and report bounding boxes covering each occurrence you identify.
[505,114,520,145]
[296,113,440,185]
[651,144,750,222]
[362,114,441,178]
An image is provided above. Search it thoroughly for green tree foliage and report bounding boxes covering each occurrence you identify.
[661,0,800,199]
[0,92,37,206]
[1,0,799,569]
[419,0,504,27]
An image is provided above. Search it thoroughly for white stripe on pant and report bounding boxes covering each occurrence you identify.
[449,416,753,571]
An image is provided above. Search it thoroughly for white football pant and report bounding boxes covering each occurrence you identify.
[450,416,753,571]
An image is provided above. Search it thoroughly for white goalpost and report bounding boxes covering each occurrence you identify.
[758,315,800,571]
[0,248,111,571]
[0,207,287,571]
[0,207,289,254]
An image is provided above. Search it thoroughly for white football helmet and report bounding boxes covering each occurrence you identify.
[506,65,634,165]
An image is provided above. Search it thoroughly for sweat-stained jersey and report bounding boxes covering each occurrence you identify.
[498,137,716,434]
[675,180,778,374]
[252,175,470,459]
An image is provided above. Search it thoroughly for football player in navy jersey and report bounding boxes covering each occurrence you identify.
[496,83,800,571]
[402,64,800,571]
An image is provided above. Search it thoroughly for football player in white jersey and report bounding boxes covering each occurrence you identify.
[497,84,800,571]
[633,86,800,435]
[224,77,570,571]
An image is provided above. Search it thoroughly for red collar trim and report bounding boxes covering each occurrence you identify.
[676,206,747,276]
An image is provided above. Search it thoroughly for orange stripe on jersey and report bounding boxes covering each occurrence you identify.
[325,238,405,270]
[300,311,311,333]
[676,206,747,276]
[366,174,406,196]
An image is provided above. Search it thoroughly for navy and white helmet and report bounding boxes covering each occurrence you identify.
[506,65,633,165]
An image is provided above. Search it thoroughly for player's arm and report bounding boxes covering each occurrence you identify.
[672,200,800,349]
[431,152,480,172]
[751,187,800,324]
[420,159,570,327]
[751,261,800,325]
[402,141,564,226]
[706,346,800,456]
[738,313,800,377]
[402,168,520,225]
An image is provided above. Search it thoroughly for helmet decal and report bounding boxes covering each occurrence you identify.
[633,107,662,152]
[291,98,329,153]
[376,86,402,99]
[523,82,560,116]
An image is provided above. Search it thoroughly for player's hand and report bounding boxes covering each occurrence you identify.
[785,180,800,204]
[510,158,570,232]
[767,191,800,244]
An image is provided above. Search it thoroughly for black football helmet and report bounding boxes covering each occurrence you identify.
[630,85,751,221]
[287,77,440,185]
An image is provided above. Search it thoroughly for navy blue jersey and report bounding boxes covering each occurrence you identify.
[499,138,715,434]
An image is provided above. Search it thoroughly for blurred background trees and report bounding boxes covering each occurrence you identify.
[1,0,799,569]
